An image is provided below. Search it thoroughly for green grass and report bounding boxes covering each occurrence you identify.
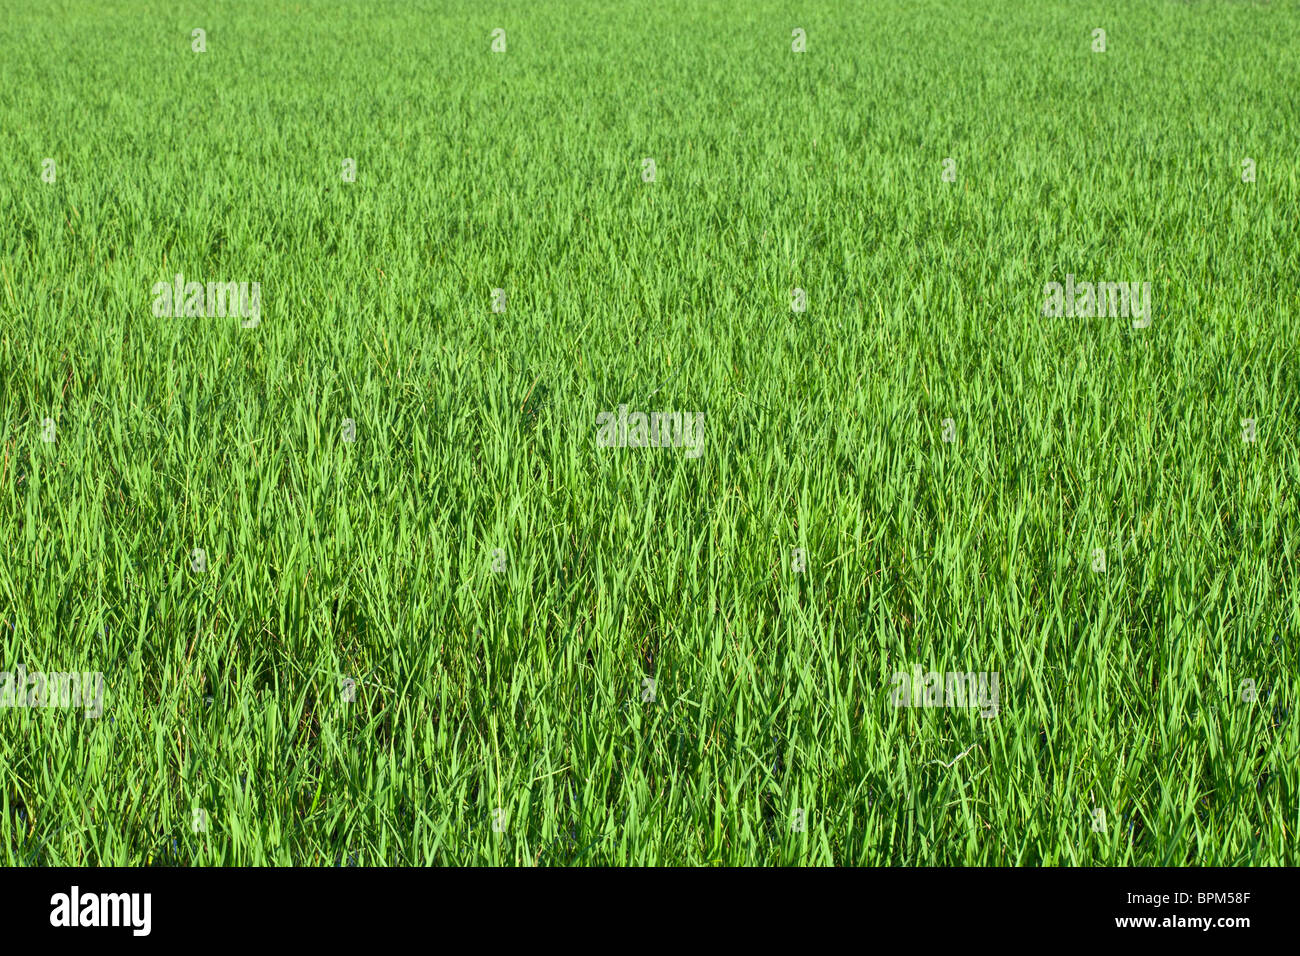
[1,0,1297,866]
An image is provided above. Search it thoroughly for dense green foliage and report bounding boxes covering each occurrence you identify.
[1,0,1296,865]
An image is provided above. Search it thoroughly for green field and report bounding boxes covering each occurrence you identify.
[1,0,1297,866]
